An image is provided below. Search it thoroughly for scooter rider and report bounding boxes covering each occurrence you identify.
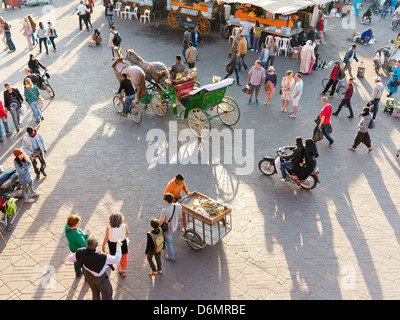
[279,136,305,182]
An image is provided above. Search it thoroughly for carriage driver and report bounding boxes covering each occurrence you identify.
[116,73,136,117]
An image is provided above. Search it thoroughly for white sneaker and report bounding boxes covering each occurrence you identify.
[289,114,296,118]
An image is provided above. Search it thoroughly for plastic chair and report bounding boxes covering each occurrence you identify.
[278,38,290,56]
[274,36,282,48]
[229,27,240,43]
[129,6,138,20]
[265,35,273,45]
[114,2,122,17]
[120,6,130,19]
[140,9,151,23]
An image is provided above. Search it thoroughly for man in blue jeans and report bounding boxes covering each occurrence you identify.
[367,76,384,120]
[0,17,16,52]
[0,101,11,142]
[279,137,305,182]
[116,73,136,117]
[313,96,334,145]
[159,193,182,262]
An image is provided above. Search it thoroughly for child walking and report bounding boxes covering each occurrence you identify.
[145,218,165,276]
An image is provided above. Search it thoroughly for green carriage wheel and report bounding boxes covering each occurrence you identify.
[151,92,168,117]
[187,108,211,138]
[217,96,240,126]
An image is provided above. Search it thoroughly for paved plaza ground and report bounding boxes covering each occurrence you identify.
[0,0,399,301]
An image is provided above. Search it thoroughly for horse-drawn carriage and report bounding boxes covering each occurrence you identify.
[148,71,240,138]
[166,0,220,35]
[111,48,240,137]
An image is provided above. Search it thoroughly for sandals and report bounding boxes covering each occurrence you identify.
[157,270,163,275]
[348,147,356,151]
[118,270,126,277]
[149,271,157,276]
[368,147,373,153]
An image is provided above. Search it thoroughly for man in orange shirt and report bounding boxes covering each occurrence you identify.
[164,174,191,202]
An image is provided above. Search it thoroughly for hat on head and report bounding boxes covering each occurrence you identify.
[374,76,381,81]
[13,149,23,157]
[268,66,275,71]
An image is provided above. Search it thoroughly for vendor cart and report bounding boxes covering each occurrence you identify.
[178,191,232,250]
[166,0,219,35]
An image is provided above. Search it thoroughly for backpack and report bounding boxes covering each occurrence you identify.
[5,200,17,216]
[148,229,164,253]
[112,32,121,46]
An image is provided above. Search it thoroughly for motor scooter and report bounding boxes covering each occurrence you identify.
[258,147,320,190]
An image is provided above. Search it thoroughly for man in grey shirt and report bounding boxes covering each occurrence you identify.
[159,193,182,262]
[367,76,384,120]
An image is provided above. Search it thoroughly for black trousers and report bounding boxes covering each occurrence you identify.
[335,98,353,116]
[322,78,338,96]
[31,151,46,175]
[79,15,89,30]
[38,38,48,54]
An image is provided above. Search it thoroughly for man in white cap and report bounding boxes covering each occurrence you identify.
[367,76,384,120]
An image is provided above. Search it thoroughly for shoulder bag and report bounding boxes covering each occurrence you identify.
[27,87,44,106]
[160,204,175,233]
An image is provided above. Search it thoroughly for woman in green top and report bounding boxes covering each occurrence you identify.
[24,77,43,123]
[65,215,90,277]
[252,21,262,52]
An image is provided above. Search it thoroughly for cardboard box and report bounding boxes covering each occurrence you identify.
[292,52,299,60]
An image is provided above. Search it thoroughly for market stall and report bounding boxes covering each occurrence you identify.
[223,0,332,38]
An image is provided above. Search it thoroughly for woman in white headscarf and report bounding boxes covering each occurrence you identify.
[300,40,316,74]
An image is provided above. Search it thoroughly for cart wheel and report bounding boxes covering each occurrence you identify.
[168,11,180,29]
[6,224,13,232]
[113,95,123,114]
[187,108,211,138]
[197,18,211,35]
[217,96,240,126]
[151,92,168,116]
[184,229,204,251]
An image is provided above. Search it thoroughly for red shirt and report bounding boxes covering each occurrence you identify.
[320,104,333,124]
[0,101,7,119]
[330,67,338,80]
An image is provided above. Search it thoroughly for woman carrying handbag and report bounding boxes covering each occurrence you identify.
[24,78,44,123]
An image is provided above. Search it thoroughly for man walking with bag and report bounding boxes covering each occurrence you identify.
[159,193,182,262]
[313,96,334,145]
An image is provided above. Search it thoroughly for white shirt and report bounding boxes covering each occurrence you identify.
[108,224,127,243]
[77,4,89,15]
[68,246,122,277]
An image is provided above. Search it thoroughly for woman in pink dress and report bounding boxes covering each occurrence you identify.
[20,17,33,50]
[280,70,295,112]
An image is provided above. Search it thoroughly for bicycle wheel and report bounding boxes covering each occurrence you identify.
[130,103,143,124]
[45,84,55,98]
[337,85,346,100]
[113,96,123,114]
[321,78,328,89]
